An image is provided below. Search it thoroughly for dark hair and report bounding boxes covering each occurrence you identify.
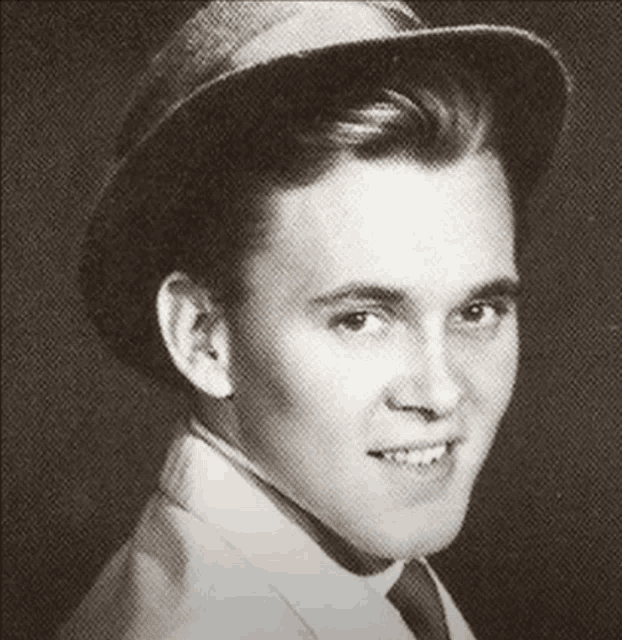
[172,62,504,314]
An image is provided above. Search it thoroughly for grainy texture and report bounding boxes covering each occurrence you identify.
[2,2,620,639]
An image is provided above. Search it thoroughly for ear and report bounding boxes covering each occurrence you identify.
[156,272,233,398]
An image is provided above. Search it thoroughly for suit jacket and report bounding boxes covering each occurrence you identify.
[60,425,476,639]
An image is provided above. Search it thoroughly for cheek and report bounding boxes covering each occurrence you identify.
[262,331,383,424]
[453,325,519,413]
[231,322,391,447]
[450,327,518,471]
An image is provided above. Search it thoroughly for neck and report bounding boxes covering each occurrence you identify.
[193,393,240,445]
[267,479,395,575]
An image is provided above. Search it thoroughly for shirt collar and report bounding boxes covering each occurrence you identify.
[189,415,271,482]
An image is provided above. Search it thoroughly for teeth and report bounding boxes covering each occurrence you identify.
[382,442,448,466]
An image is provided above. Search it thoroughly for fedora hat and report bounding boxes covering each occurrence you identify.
[81,1,570,386]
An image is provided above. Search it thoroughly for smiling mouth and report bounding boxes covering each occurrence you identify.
[367,440,458,468]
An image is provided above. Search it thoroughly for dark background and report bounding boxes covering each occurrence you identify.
[3,2,620,639]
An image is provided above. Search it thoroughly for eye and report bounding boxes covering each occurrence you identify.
[332,311,388,336]
[452,299,512,331]
[462,302,496,324]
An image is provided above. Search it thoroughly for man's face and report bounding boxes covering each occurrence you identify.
[227,151,519,560]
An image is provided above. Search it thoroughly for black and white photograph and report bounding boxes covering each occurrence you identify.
[3,2,620,639]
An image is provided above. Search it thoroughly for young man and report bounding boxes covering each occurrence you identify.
[61,2,569,638]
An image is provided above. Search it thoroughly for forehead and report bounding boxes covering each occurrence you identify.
[245,152,516,303]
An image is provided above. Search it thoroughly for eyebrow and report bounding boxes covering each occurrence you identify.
[309,284,406,308]
[308,277,521,308]
[464,277,522,302]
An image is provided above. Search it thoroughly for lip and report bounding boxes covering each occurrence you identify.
[367,439,459,483]
[367,436,462,456]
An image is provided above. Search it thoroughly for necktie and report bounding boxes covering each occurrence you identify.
[387,560,451,640]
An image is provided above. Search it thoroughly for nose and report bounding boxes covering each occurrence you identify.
[387,324,463,422]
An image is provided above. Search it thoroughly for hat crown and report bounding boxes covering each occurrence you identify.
[117,1,423,158]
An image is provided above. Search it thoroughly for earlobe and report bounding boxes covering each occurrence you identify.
[156,272,233,398]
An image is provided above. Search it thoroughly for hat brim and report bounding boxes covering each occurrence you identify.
[81,25,570,386]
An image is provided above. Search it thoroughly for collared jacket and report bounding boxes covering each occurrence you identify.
[60,427,476,639]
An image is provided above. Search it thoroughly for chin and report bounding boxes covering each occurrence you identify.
[348,503,469,561]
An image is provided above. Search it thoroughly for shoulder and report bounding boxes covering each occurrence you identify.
[59,492,310,640]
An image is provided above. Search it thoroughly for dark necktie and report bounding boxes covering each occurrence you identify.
[387,560,451,640]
